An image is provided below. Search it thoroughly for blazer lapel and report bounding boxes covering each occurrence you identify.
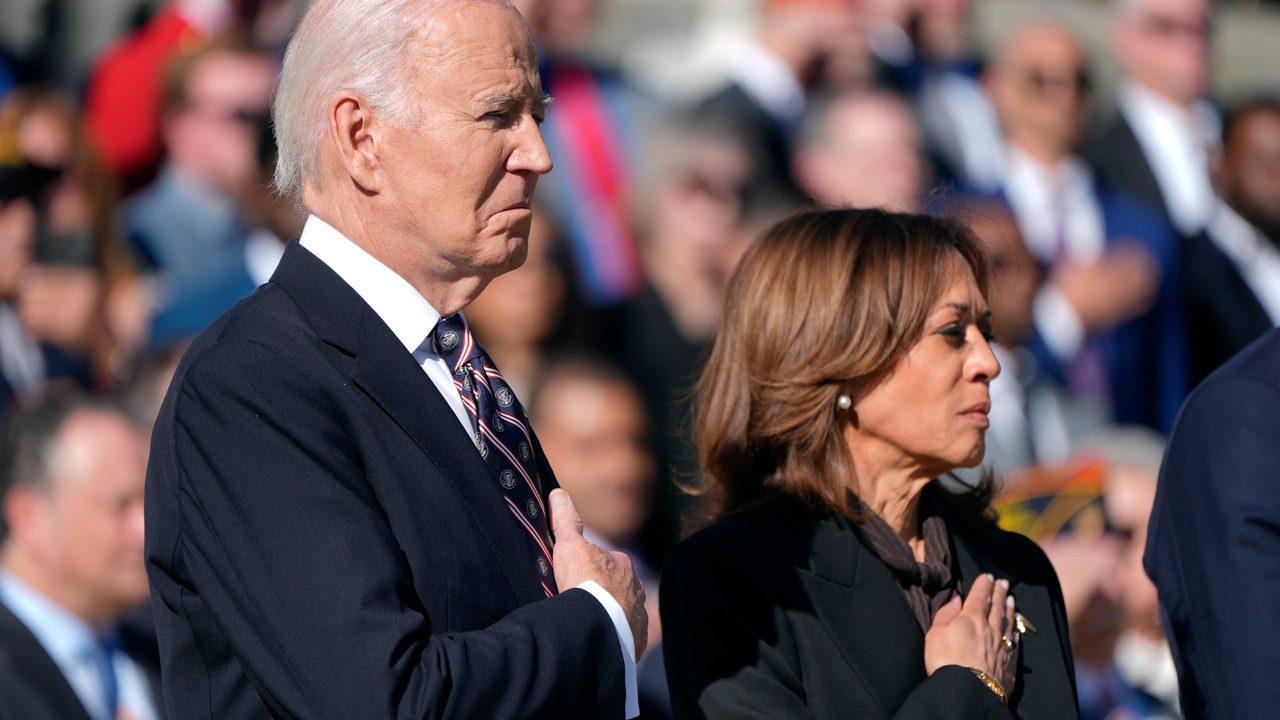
[796,514,927,717]
[269,242,547,607]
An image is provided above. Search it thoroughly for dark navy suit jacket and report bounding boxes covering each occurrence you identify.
[1144,328,1280,719]
[144,242,625,719]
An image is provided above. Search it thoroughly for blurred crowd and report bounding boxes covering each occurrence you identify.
[0,0,1277,718]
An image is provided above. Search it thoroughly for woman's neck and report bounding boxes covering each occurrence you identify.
[847,434,937,559]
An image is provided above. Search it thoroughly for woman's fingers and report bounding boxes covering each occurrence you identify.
[989,578,1010,635]
[962,573,995,623]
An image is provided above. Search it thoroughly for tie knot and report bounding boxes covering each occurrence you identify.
[432,313,478,372]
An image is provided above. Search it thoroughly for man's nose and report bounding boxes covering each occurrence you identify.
[510,118,553,176]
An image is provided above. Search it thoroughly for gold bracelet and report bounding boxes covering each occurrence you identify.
[969,668,1008,706]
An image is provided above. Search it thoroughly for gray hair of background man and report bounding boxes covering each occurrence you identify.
[0,393,124,540]
[272,0,517,202]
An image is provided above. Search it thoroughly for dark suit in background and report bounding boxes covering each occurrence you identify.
[1144,328,1280,719]
[661,491,1079,720]
[145,244,625,719]
[0,602,164,720]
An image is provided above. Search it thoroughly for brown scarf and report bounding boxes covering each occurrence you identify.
[853,486,956,633]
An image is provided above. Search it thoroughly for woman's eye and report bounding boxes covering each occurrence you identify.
[938,325,965,341]
[982,330,1000,344]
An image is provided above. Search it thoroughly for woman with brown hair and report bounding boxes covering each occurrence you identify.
[661,208,1079,719]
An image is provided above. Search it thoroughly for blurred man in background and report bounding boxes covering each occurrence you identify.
[987,19,1186,434]
[1183,99,1280,383]
[0,392,158,720]
[124,35,275,338]
[793,89,928,211]
[1089,0,1217,239]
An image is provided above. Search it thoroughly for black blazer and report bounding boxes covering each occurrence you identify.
[1145,328,1280,719]
[661,491,1079,720]
[145,242,625,719]
[1084,113,1169,229]
[0,601,164,720]
[1181,230,1275,385]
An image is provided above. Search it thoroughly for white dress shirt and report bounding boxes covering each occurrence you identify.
[1206,201,1280,325]
[0,570,158,720]
[299,215,639,717]
[1120,81,1220,236]
[1002,146,1106,360]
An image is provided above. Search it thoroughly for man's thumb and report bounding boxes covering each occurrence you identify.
[549,488,583,540]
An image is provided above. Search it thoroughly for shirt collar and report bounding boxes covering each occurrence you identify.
[298,214,443,354]
[1120,81,1219,147]
[0,569,102,667]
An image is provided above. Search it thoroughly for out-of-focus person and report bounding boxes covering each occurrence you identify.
[0,392,159,720]
[144,0,646,716]
[696,0,867,206]
[1036,429,1177,720]
[793,89,928,212]
[662,208,1079,719]
[986,20,1187,434]
[1183,99,1280,384]
[944,199,1104,479]
[1145,327,1280,719]
[513,0,653,305]
[146,114,299,347]
[1,85,148,393]
[84,0,295,191]
[464,209,571,400]
[123,34,275,333]
[1086,0,1217,239]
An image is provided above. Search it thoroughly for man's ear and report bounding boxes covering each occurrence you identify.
[327,91,381,193]
[3,485,48,550]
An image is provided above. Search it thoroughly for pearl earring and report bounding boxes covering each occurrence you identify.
[836,394,852,411]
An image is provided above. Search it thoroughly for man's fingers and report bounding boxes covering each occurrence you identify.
[549,488,584,541]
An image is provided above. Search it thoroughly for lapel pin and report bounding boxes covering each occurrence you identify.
[1015,612,1037,636]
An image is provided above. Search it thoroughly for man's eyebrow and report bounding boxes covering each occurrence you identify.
[477,91,554,109]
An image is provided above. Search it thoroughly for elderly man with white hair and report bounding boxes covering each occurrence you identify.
[143,1,645,718]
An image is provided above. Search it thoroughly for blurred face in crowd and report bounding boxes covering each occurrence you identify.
[1114,0,1211,106]
[846,253,1000,478]
[465,211,567,353]
[0,195,35,298]
[1219,108,1280,241]
[374,2,553,291]
[534,374,654,547]
[796,92,926,212]
[989,23,1091,161]
[964,206,1038,348]
[6,409,149,625]
[1105,463,1163,637]
[166,48,276,196]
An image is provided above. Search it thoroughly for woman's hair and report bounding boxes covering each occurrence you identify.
[692,207,992,521]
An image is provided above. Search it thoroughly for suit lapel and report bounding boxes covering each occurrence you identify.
[270,242,547,607]
[796,514,927,717]
[0,602,95,720]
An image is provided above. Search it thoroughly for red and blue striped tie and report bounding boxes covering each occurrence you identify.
[432,313,556,597]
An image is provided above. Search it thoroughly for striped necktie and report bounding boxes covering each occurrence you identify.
[432,313,557,597]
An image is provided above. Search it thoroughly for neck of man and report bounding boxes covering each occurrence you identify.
[1009,131,1073,169]
[305,187,488,317]
[0,544,113,630]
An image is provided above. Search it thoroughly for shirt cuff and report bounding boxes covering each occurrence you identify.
[576,580,639,718]
[1034,284,1085,360]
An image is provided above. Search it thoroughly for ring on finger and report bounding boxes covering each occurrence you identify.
[1001,634,1014,650]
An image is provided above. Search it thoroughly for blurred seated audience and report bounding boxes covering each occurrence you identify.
[1183,98,1280,384]
[0,392,158,720]
[986,19,1186,433]
[793,89,929,211]
[124,33,275,339]
[465,209,572,400]
[696,0,868,207]
[1,86,149,393]
[1086,0,1217,239]
[514,0,652,305]
[84,0,294,192]
[147,113,298,347]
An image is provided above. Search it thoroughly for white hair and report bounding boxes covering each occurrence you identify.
[272,0,513,203]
